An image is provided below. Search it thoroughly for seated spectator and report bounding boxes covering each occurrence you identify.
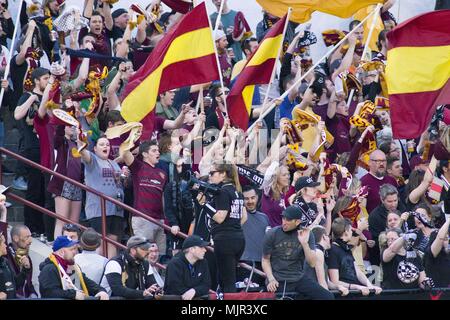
[100,236,159,299]
[164,235,211,300]
[0,231,16,300]
[38,236,109,300]
[328,218,382,296]
[74,228,108,285]
[148,243,164,288]
[62,223,82,242]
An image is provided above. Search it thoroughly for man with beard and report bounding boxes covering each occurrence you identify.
[6,225,37,298]
[361,150,398,213]
[261,206,334,300]
[38,236,109,300]
[164,235,211,300]
[100,236,159,299]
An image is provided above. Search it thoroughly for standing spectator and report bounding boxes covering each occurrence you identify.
[328,218,382,296]
[100,236,159,299]
[424,217,450,288]
[311,225,349,296]
[369,184,407,266]
[74,228,108,285]
[210,0,244,61]
[155,90,179,120]
[208,162,247,293]
[164,235,211,299]
[6,224,37,298]
[62,223,82,241]
[205,84,229,130]
[78,135,127,258]
[122,140,168,255]
[260,165,291,227]
[214,29,232,87]
[381,228,429,289]
[361,150,398,213]
[14,67,52,239]
[39,236,109,300]
[111,8,130,41]
[411,205,435,256]
[238,185,269,286]
[262,206,334,299]
[0,231,16,300]
[0,0,14,47]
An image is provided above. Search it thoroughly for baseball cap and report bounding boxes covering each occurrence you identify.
[281,206,302,220]
[31,67,50,81]
[182,235,209,250]
[53,236,79,252]
[295,176,320,192]
[127,236,152,250]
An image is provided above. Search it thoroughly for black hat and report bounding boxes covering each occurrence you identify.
[282,205,313,228]
[31,67,50,81]
[182,235,209,250]
[112,8,127,19]
[295,176,320,192]
[80,228,101,251]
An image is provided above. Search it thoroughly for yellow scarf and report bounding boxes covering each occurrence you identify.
[48,253,88,295]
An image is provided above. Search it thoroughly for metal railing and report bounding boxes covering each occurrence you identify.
[0,147,266,278]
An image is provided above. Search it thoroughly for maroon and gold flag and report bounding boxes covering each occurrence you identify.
[386,10,450,139]
[227,14,287,130]
[121,2,219,139]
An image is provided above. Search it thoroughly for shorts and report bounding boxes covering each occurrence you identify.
[89,215,124,237]
[59,181,82,201]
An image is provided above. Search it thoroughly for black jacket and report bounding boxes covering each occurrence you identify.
[164,253,211,297]
[104,253,156,299]
[0,257,16,299]
[38,257,106,299]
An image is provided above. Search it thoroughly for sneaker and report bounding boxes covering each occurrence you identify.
[12,176,28,191]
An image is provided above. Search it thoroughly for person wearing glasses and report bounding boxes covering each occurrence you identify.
[205,84,230,131]
[206,162,247,293]
[361,149,398,213]
[100,236,159,299]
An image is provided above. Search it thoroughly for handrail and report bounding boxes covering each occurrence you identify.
[0,147,266,277]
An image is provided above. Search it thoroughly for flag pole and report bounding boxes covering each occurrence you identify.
[261,8,292,109]
[361,3,382,62]
[205,2,229,115]
[213,0,225,37]
[246,6,380,134]
[0,0,23,109]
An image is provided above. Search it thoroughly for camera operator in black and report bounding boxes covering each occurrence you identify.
[206,162,247,293]
[163,156,195,254]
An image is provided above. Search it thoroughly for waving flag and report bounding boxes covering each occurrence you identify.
[120,2,219,139]
[227,14,287,130]
[386,10,450,139]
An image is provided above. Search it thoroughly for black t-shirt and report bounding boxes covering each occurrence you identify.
[210,183,244,241]
[382,252,424,289]
[327,239,360,285]
[10,54,29,105]
[111,25,125,41]
[424,231,450,288]
[16,92,42,150]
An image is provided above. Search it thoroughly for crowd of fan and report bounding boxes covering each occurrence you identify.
[0,0,449,300]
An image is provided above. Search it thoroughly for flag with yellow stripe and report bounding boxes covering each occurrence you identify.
[386,10,450,139]
[120,2,219,139]
[227,14,287,130]
[256,0,385,24]
[353,5,384,55]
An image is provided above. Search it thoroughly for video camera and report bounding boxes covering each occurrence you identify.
[185,171,220,199]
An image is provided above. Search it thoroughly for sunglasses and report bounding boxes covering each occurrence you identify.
[63,223,81,232]
[217,90,230,97]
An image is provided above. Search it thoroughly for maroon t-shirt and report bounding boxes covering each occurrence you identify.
[326,114,351,155]
[313,103,328,120]
[130,158,167,219]
[361,173,398,214]
[218,53,232,87]
[141,115,166,141]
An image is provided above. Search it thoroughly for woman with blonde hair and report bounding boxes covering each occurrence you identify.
[208,162,247,293]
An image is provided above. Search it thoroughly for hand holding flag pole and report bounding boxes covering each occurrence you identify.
[246,5,381,134]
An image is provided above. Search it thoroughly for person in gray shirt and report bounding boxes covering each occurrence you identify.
[238,186,270,286]
[262,205,334,300]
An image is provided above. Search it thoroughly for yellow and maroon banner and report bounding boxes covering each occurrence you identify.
[227,14,287,130]
[386,10,450,139]
[120,2,219,139]
[256,0,384,24]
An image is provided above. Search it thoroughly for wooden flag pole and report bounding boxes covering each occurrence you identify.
[246,6,380,134]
